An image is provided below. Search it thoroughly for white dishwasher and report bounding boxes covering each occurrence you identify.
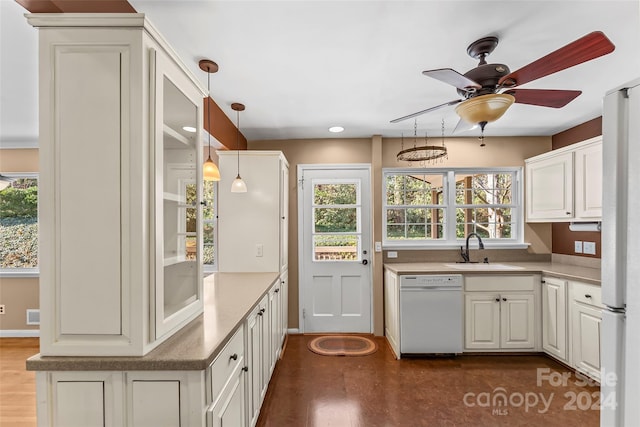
[399,274,463,355]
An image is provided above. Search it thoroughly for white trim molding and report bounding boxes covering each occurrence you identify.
[0,329,40,338]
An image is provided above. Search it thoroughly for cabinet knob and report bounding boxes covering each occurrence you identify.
[260,308,265,314]
[242,366,249,372]
[502,297,507,302]
[257,311,263,316]
[495,298,500,302]
[585,294,592,299]
[566,212,571,215]
[275,288,280,293]
[230,353,238,361]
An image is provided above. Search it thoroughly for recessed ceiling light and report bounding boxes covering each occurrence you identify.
[182,126,197,133]
[328,126,344,133]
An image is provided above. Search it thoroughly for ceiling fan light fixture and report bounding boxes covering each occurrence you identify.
[455,93,515,124]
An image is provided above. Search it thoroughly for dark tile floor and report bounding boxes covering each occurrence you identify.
[257,335,600,427]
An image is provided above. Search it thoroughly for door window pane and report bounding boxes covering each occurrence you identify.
[314,208,357,232]
[313,235,359,261]
[314,184,356,205]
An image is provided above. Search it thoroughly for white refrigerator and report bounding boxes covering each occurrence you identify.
[601,78,640,426]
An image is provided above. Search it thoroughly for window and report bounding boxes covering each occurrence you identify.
[0,173,38,274]
[312,180,361,262]
[383,168,523,248]
[202,180,217,272]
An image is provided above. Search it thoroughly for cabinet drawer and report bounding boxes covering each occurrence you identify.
[208,324,245,404]
[571,282,603,308]
[465,275,536,292]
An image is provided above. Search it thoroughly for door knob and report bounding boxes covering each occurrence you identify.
[362,259,368,265]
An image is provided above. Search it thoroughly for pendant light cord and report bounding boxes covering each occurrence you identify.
[207,71,212,159]
[236,109,240,174]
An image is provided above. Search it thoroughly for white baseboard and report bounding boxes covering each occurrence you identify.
[0,329,40,338]
[287,328,300,335]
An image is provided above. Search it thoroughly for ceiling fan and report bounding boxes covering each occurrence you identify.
[390,31,615,134]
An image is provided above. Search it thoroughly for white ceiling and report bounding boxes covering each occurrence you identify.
[2,1,639,146]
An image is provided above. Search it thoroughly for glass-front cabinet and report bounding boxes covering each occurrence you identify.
[152,49,203,341]
[31,14,206,356]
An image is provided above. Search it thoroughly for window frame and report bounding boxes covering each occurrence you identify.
[382,167,526,250]
[0,172,39,277]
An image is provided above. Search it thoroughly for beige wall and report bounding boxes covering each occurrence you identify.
[249,135,552,336]
[1,148,40,332]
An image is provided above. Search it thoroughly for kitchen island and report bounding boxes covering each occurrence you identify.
[27,272,283,427]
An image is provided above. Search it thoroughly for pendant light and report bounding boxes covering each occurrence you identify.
[199,59,221,181]
[230,102,247,193]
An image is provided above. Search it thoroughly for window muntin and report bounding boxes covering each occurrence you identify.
[385,173,446,241]
[312,180,361,262]
[383,168,522,247]
[0,174,38,271]
[455,172,516,240]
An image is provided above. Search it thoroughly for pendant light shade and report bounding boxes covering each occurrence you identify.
[230,102,247,193]
[203,157,220,181]
[199,59,221,182]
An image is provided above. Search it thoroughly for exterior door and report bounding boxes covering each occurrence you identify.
[299,165,372,333]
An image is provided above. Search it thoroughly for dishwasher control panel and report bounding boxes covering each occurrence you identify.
[400,275,463,288]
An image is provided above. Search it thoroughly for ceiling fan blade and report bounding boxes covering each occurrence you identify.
[390,99,462,124]
[507,89,582,108]
[498,31,615,87]
[452,117,475,134]
[422,68,481,91]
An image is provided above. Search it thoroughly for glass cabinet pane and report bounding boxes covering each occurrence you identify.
[161,76,199,319]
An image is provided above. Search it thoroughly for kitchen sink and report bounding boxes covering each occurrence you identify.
[443,263,525,271]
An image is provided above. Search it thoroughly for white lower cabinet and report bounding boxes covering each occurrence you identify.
[246,297,267,427]
[36,370,203,427]
[206,362,246,427]
[464,275,539,351]
[541,276,568,362]
[383,268,400,358]
[569,281,603,381]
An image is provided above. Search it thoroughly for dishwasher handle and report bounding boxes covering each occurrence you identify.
[401,286,462,291]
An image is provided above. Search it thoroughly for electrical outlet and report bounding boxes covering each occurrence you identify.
[255,244,263,257]
[584,241,596,255]
[0,305,5,315]
[574,241,583,253]
[387,251,398,259]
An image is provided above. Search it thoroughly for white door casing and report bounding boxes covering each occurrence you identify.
[298,165,372,333]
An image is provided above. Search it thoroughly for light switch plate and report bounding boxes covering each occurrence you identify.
[255,244,263,257]
[374,242,382,252]
[583,241,596,255]
[574,241,583,253]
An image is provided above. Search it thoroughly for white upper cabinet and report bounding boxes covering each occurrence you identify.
[525,136,602,222]
[29,14,206,356]
[217,151,289,273]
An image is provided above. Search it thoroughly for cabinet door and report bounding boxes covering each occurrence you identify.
[280,160,289,272]
[571,302,602,381]
[574,140,603,219]
[260,297,271,402]
[246,306,263,427]
[542,278,567,361]
[384,270,400,358]
[464,294,500,350]
[500,294,535,349]
[269,284,282,371]
[55,381,106,427]
[280,271,289,345]
[526,152,574,221]
[207,364,246,427]
[151,47,203,340]
[131,381,180,427]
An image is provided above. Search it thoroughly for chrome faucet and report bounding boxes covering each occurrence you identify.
[460,232,485,263]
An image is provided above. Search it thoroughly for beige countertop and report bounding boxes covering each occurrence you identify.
[26,272,279,371]
[384,261,601,285]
